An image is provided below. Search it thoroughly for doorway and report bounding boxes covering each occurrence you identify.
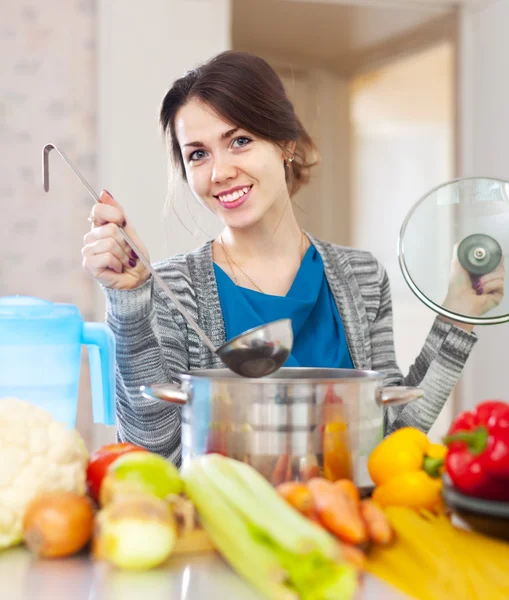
[349,42,456,441]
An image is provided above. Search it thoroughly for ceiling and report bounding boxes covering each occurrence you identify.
[232,0,455,73]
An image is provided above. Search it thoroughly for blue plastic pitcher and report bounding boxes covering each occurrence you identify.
[0,296,116,428]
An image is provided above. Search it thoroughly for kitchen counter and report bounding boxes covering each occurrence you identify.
[1,547,410,600]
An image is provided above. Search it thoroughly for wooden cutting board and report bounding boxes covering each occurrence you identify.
[173,527,216,555]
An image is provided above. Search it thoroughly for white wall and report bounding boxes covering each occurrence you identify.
[94,0,231,448]
[97,0,232,276]
[1,1,96,311]
[458,1,509,410]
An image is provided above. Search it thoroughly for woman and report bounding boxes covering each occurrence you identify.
[82,51,503,465]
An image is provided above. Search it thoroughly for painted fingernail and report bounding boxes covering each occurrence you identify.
[122,219,127,227]
[476,288,484,295]
[131,250,138,259]
[474,280,481,289]
[129,258,136,268]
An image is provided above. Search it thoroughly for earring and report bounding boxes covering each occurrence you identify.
[286,156,294,167]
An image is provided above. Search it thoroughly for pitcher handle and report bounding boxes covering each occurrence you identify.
[82,323,116,425]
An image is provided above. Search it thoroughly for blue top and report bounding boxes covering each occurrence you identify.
[213,245,354,369]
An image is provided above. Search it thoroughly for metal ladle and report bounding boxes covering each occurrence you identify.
[42,143,293,377]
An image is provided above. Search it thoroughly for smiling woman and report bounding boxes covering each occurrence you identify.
[80,51,498,464]
[160,52,317,198]
[173,100,291,233]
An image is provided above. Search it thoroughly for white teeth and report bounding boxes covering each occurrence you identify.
[218,186,251,203]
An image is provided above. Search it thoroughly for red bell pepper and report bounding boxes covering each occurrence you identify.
[444,400,509,501]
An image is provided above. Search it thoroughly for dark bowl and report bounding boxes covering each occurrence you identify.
[441,474,509,541]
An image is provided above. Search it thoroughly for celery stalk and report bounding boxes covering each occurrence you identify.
[202,454,340,559]
[201,514,298,600]
[267,539,358,600]
[182,455,358,600]
[184,459,295,600]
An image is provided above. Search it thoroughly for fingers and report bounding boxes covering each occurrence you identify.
[87,190,141,259]
[99,189,123,211]
[89,192,126,228]
[481,278,505,295]
[82,212,138,277]
[474,265,506,291]
[82,251,124,276]
[82,237,132,270]
[83,221,130,252]
[82,190,151,289]
[468,256,505,292]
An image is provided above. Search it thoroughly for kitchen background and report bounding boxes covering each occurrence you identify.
[2,0,509,450]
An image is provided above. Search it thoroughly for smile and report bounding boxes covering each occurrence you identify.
[214,185,253,209]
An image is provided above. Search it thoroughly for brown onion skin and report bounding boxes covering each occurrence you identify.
[23,491,95,558]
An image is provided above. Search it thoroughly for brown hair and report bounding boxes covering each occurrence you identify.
[159,51,318,196]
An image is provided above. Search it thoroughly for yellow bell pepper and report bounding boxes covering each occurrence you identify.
[368,427,447,510]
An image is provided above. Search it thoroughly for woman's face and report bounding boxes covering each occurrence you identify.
[174,97,292,230]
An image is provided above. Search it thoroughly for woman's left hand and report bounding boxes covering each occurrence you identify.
[443,245,505,320]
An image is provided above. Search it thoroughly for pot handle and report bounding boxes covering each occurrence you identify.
[379,386,424,407]
[140,383,188,405]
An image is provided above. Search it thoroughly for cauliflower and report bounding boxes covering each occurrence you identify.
[0,398,89,549]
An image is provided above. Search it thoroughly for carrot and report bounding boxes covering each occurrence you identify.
[332,479,360,504]
[341,543,367,570]
[285,454,293,482]
[307,478,368,545]
[276,482,316,519]
[359,499,393,545]
[301,463,321,482]
[270,454,290,486]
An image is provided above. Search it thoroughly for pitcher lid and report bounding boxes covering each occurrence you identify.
[0,296,81,320]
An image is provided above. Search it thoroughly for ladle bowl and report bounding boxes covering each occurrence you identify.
[216,318,293,378]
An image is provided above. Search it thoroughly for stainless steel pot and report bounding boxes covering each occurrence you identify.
[141,368,423,490]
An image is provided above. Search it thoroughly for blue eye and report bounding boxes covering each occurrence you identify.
[189,149,207,162]
[232,137,252,149]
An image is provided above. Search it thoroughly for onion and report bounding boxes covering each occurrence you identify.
[23,492,94,558]
[93,494,177,571]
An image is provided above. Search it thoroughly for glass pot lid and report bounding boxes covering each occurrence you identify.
[398,177,509,325]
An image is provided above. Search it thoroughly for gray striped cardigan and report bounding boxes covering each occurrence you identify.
[105,235,477,466]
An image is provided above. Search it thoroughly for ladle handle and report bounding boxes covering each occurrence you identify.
[42,143,218,356]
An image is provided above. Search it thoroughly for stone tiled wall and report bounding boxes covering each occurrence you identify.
[1,0,99,445]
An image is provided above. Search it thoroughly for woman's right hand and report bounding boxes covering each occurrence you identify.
[82,190,151,290]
